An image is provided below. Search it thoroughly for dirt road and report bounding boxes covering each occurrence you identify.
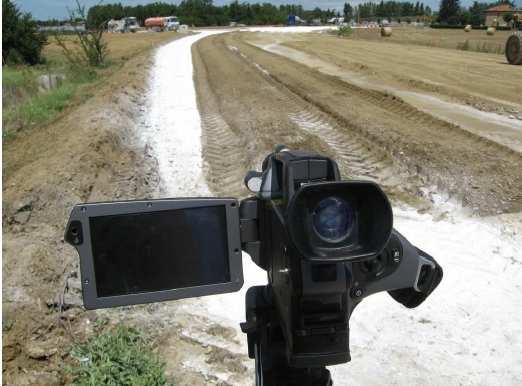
[193,32,522,216]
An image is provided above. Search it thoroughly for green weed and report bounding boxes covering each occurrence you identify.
[2,64,97,138]
[337,25,354,37]
[68,325,169,386]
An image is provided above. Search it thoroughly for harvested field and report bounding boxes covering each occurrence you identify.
[43,30,181,64]
[349,26,514,54]
[194,32,522,216]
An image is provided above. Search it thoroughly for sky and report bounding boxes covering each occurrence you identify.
[15,0,522,20]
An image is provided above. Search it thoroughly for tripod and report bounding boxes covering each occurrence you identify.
[241,286,333,386]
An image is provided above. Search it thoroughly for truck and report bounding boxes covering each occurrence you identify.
[107,17,138,33]
[287,15,305,26]
[144,16,180,32]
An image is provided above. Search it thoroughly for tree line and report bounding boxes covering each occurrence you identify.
[355,1,433,20]
[85,1,339,28]
[437,0,516,25]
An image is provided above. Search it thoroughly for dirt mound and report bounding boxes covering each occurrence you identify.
[2,46,160,384]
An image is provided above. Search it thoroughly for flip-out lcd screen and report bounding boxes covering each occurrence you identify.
[89,206,230,297]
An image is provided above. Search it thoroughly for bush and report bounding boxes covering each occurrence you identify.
[69,326,168,386]
[337,25,353,36]
[2,0,47,65]
[54,1,109,68]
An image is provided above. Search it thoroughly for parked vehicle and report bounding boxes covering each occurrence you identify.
[144,16,180,32]
[107,17,138,33]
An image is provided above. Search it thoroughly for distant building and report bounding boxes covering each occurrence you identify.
[483,4,521,27]
[327,17,344,24]
[38,23,86,33]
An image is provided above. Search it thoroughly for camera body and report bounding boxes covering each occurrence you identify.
[240,149,441,368]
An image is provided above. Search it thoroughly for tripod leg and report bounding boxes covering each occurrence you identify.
[241,286,333,386]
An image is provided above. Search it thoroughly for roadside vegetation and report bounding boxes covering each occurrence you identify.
[2,1,177,140]
[337,25,354,36]
[2,61,97,139]
[2,0,100,139]
[68,325,168,386]
[2,0,47,64]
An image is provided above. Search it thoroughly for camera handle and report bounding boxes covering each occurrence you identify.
[241,286,333,386]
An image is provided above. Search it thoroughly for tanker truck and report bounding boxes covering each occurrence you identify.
[144,16,180,32]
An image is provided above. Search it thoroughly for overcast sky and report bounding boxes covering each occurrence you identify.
[15,0,522,20]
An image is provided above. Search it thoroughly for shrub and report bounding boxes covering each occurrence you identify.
[54,1,109,68]
[338,25,353,37]
[2,0,47,65]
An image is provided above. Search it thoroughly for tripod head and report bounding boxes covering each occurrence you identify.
[64,146,442,385]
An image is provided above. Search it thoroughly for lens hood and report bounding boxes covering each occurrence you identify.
[286,181,393,262]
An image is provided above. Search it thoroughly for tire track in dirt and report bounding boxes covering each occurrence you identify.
[218,35,426,205]
[259,40,522,162]
[192,43,249,197]
[287,110,383,179]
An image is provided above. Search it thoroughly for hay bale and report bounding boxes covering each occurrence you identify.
[505,33,522,65]
[486,27,495,36]
[464,25,472,32]
[381,27,392,37]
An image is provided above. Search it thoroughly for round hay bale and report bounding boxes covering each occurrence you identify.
[464,25,472,32]
[381,26,392,37]
[505,33,522,65]
[486,27,495,36]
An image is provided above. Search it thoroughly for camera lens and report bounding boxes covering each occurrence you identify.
[312,197,354,243]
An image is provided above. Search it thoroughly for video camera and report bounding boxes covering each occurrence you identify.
[65,146,442,385]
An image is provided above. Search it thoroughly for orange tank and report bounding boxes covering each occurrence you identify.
[144,17,166,28]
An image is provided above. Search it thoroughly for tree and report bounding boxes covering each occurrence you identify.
[55,1,108,67]
[2,0,47,65]
[438,0,460,24]
[343,2,354,21]
[468,1,488,25]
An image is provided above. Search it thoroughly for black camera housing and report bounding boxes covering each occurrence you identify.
[240,151,442,368]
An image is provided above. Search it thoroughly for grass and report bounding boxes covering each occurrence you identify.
[68,325,169,386]
[2,65,95,138]
[2,66,39,108]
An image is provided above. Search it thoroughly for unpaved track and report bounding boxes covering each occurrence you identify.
[194,32,522,215]
[193,34,422,206]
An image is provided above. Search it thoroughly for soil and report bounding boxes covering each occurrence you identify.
[193,32,522,216]
[193,34,422,205]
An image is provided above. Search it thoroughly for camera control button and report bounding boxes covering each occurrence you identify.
[392,249,401,263]
[351,288,364,298]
